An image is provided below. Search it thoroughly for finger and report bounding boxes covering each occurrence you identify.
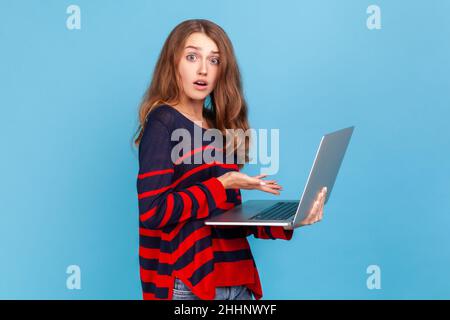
[318,191,326,220]
[265,186,281,195]
[253,174,268,179]
[310,200,320,220]
[319,187,326,197]
[259,180,282,188]
[259,179,277,186]
[266,182,283,189]
[311,190,324,216]
[318,197,325,220]
[316,210,322,222]
[299,216,309,225]
[257,185,280,195]
[264,182,282,190]
[264,183,282,189]
[300,215,313,226]
[301,191,326,225]
[245,179,279,190]
[321,187,327,199]
[312,212,320,224]
[303,206,318,225]
[248,177,265,186]
[305,202,317,223]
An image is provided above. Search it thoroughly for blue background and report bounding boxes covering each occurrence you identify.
[1,0,449,299]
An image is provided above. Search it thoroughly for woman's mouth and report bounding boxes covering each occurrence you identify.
[193,80,208,91]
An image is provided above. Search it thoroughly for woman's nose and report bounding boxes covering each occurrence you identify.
[197,59,207,75]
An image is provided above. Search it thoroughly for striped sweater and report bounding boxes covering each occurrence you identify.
[137,104,294,300]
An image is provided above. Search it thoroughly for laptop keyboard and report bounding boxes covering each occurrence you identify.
[249,202,298,221]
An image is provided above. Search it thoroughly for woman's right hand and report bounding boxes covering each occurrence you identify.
[216,172,282,195]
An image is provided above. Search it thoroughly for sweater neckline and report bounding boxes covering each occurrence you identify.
[166,105,210,131]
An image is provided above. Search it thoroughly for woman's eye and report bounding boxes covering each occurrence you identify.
[210,57,220,65]
[186,54,197,62]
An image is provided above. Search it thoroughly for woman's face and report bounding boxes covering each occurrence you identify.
[177,32,220,102]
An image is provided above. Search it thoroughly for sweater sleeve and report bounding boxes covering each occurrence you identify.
[231,173,294,240]
[246,226,294,240]
[137,118,227,229]
[234,190,294,240]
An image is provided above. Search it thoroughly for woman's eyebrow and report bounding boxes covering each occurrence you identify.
[185,45,219,54]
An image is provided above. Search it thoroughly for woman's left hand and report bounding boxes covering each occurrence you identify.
[300,187,327,226]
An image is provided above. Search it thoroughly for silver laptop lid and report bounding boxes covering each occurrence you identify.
[291,126,354,228]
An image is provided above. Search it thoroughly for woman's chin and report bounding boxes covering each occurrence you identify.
[186,91,209,101]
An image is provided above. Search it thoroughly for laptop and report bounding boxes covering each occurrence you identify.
[204,126,355,230]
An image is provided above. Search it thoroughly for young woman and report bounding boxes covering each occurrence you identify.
[133,19,326,300]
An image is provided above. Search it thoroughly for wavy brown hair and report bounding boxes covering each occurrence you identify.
[133,19,250,168]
